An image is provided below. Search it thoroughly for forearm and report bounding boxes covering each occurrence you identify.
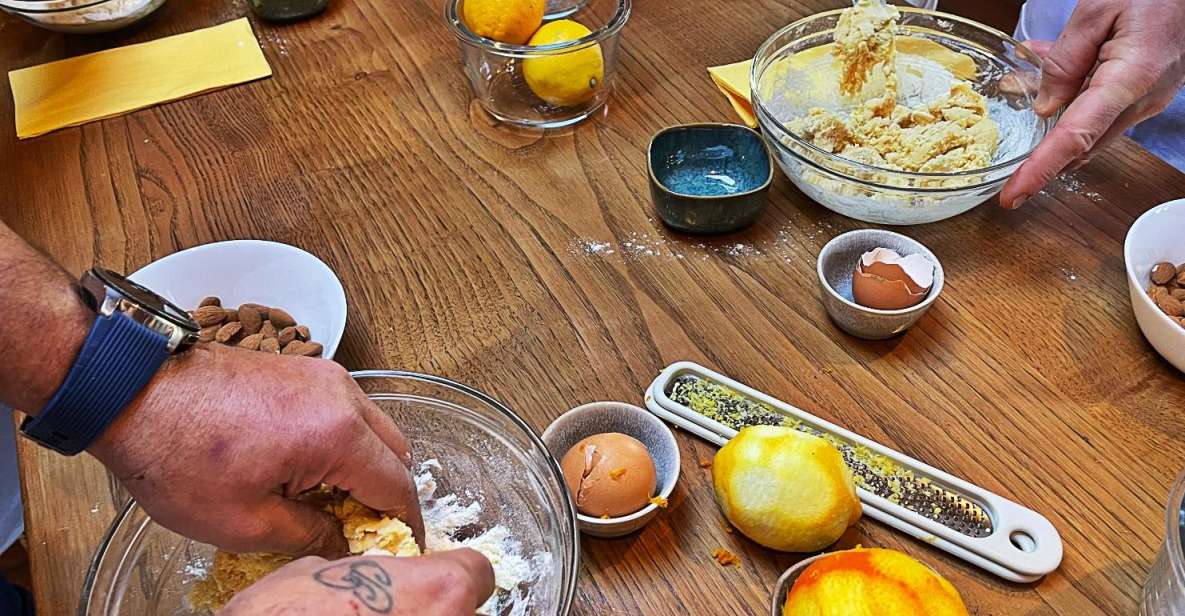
[0,220,93,414]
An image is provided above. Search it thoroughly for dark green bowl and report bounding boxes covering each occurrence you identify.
[648,123,773,234]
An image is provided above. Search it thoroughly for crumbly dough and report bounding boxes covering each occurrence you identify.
[788,0,999,173]
[188,489,419,612]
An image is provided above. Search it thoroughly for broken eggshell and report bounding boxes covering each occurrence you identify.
[852,247,935,310]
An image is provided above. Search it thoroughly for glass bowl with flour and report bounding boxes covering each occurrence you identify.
[80,371,579,616]
[0,0,166,33]
[753,5,1052,225]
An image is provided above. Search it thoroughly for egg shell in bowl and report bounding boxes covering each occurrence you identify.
[129,240,347,359]
[852,247,935,310]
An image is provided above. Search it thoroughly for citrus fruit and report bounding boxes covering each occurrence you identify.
[462,0,545,45]
[523,20,605,107]
[713,426,861,552]
[784,547,970,616]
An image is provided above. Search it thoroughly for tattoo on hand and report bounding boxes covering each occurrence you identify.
[313,560,394,613]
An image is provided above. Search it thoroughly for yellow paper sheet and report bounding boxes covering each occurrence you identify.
[9,18,272,139]
[707,39,976,128]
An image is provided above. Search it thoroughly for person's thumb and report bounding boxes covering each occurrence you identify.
[244,495,349,558]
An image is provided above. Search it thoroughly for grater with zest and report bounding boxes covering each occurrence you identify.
[643,361,1062,583]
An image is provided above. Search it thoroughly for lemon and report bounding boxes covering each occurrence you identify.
[713,426,861,552]
[523,20,605,107]
[462,0,545,45]
[784,547,969,616]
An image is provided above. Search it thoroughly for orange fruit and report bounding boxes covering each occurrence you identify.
[713,426,861,552]
[784,547,970,616]
[462,0,545,45]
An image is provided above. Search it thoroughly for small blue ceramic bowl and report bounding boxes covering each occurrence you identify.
[648,123,773,233]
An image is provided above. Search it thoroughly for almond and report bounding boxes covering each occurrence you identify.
[241,303,271,320]
[269,308,296,329]
[224,308,240,323]
[193,305,227,328]
[1150,286,1170,301]
[295,325,311,341]
[1173,288,1185,302]
[278,326,297,347]
[259,337,281,354]
[239,305,263,335]
[260,321,278,339]
[281,340,304,355]
[1156,295,1185,318]
[1152,262,1177,285]
[198,296,221,308]
[215,321,243,344]
[198,326,219,343]
[299,341,323,357]
[237,333,264,351]
[1177,270,1185,287]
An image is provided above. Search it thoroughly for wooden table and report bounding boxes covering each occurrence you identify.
[3,0,1184,613]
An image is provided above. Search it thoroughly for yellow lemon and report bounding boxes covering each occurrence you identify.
[462,0,545,45]
[523,20,604,107]
[784,547,970,616]
[713,426,861,552]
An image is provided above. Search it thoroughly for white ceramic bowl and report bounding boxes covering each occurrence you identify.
[129,240,347,359]
[541,402,680,538]
[1124,198,1185,373]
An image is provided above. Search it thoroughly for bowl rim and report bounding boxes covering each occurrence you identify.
[1123,198,1185,333]
[647,123,774,200]
[541,400,680,527]
[79,370,581,616]
[750,6,1048,182]
[816,230,945,316]
[0,0,150,13]
[769,553,826,616]
[444,0,631,54]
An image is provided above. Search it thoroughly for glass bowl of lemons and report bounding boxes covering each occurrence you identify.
[446,0,631,128]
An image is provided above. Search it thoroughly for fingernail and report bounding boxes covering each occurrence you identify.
[1070,158,1091,171]
[1006,193,1030,210]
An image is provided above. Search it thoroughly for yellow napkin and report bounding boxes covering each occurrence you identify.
[9,18,272,139]
[707,40,977,128]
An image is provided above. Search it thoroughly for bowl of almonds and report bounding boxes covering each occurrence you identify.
[129,240,347,359]
[1125,199,1185,373]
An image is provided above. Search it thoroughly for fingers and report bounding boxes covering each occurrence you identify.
[999,63,1148,209]
[247,495,350,558]
[354,394,414,468]
[1034,2,1117,116]
[429,549,496,611]
[330,424,427,548]
[1021,39,1054,60]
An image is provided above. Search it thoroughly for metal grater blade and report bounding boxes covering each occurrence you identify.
[666,374,994,538]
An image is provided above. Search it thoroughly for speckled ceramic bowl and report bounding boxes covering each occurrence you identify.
[817,229,944,340]
[648,123,773,233]
[769,554,826,616]
[541,401,680,538]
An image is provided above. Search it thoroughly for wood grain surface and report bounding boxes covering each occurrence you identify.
[2,0,1184,614]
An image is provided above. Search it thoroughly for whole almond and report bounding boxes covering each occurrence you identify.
[298,341,323,357]
[295,325,311,341]
[238,333,264,351]
[260,321,278,339]
[1173,288,1185,302]
[1152,262,1177,285]
[278,326,297,346]
[198,326,219,343]
[281,340,305,355]
[241,303,271,320]
[224,308,240,323]
[1150,285,1170,301]
[193,305,227,328]
[1177,270,1185,287]
[260,338,281,354]
[198,296,221,308]
[1156,295,1185,318]
[239,305,263,335]
[215,321,243,344]
[269,308,296,329]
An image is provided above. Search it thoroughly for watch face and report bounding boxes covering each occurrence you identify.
[91,268,199,331]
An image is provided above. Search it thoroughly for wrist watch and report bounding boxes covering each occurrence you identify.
[20,268,200,456]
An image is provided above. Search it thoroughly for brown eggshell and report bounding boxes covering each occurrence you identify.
[559,433,658,518]
[852,269,928,310]
[861,260,929,295]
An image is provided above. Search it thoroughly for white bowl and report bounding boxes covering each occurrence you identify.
[129,240,347,359]
[541,402,680,538]
[1124,199,1185,373]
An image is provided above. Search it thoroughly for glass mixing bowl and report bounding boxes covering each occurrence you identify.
[79,371,579,615]
[0,0,166,33]
[445,0,630,128]
[1142,467,1185,615]
[752,8,1052,225]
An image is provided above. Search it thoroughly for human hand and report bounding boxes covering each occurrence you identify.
[999,0,1185,209]
[89,344,424,557]
[220,551,495,616]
